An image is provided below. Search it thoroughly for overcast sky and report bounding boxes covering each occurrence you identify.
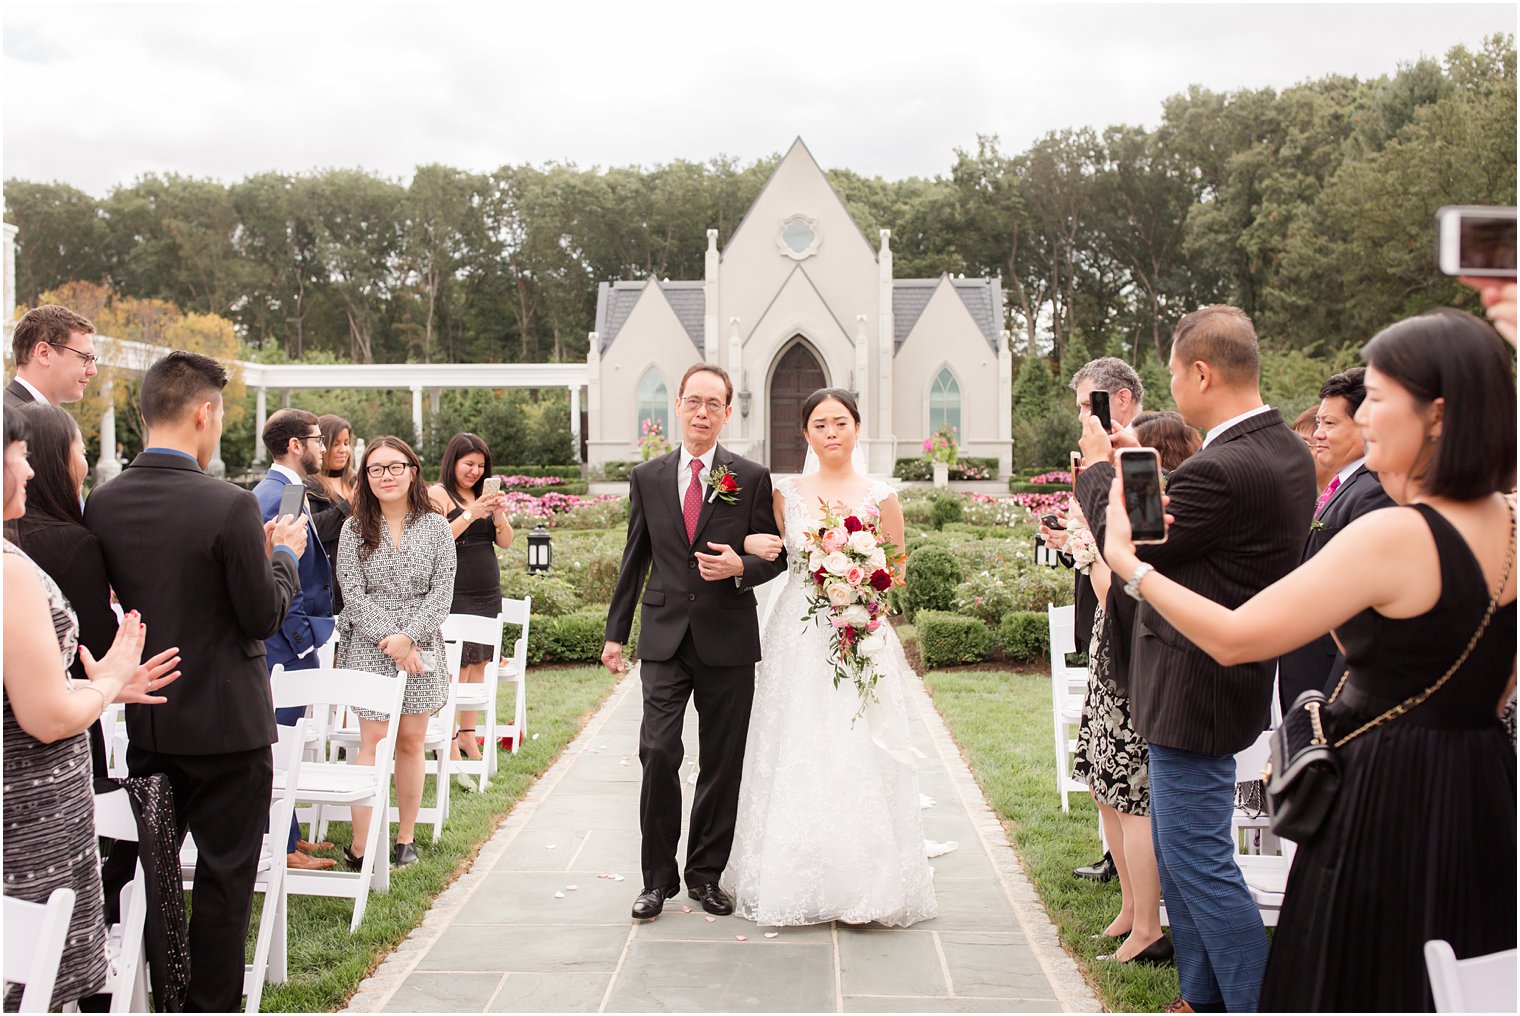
[2,2,1514,196]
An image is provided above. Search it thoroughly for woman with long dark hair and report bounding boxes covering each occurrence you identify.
[427,433,512,773]
[307,414,357,613]
[1102,309,1516,1011]
[12,404,119,774]
[335,436,456,870]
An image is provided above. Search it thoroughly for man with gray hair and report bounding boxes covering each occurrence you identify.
[1045,355,1143,883]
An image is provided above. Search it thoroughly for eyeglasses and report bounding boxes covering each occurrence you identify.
[300,433,326,446]
[49,342,98,368]
[679,396,727,415]
[365,461,417,478]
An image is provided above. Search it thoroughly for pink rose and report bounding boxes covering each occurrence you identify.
[867,617,881,632]
[844,564,865,586]
[821,530,842,553]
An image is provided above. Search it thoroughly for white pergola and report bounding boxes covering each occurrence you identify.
[86,336,590,481]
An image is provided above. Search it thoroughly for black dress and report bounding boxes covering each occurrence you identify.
[1261,504,1517,1012]
[445,497,503,665]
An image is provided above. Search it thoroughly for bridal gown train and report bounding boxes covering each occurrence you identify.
[723,476,938,927]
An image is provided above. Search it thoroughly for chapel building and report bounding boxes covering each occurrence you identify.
[586,139,1012,475]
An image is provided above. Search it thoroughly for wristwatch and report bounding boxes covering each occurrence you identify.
[1124,563,1155,601]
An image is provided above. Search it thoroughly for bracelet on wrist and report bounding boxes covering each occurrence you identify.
[74,683,109,716]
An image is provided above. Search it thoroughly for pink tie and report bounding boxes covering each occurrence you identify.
[684,459,704,544]
[1314,475,1341,517]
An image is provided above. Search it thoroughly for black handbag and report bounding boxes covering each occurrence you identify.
[1265,502,1515,842]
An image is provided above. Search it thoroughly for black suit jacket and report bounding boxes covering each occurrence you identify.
[1276,464,1394,709]
[85,451,300,755]
[4,378,37,411]
[1074,465,1139,694]
[605,445,787,667]
[12,514,117,687]
[1121,409,1316,755]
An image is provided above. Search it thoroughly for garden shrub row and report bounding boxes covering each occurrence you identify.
[502,478,590,495]
[915,609,1050,669]
[1007,481,1069,494]
[592,460,638,481]
[892,457,1000,482]
[497,465,584,479]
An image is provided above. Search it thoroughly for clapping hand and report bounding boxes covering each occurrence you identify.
[115,647,183,705]
[743,533,784,561]
[78,612,183,704]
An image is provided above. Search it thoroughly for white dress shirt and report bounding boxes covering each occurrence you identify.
[13,375,48,404]
[1201,404,1274,449]
[678,446,715,504]
[1334,456,1368,487]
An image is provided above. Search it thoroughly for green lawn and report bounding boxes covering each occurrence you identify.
[922,665,1179,1013]
[250,664,620,1013]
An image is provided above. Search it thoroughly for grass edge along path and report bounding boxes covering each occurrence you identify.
[922,666,1179,1013]
[254,663,620,1013]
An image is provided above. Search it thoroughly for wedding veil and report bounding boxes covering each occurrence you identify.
[801,443,870,476]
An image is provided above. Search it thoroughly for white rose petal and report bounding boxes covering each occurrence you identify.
[868,549,887,570]
[859,632,889,658]
[839,604,871,627]
[847,530,877,555]
[823,551,850,575]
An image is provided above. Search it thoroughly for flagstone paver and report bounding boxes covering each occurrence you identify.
[344,584,1098,1014]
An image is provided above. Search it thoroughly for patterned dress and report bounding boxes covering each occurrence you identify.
[335,513,457,720]
[2,540,109,1009]
[1072,605,1150,815]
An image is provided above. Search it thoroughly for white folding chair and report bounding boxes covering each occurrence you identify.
[496,595,532,761]
[271,667,405,932]
[72,790,150,1014]
[443,611,506,792]
[1047,602,1088,812]
[3,887,77,1012]
[399,638,463,839]
[99,704,129,778]
[1425,939,1519,1012]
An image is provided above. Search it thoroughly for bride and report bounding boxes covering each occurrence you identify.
[722,387,937,927]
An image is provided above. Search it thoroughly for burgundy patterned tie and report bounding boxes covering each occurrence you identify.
[1314,475,1341,518]
[684,458,704,544]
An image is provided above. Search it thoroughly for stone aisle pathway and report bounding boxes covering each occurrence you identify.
[344,634,1097,1013]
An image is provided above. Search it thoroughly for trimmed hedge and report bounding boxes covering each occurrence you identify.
[597,460,638,481]
[1007,481,1069,494]
[997,611,1049,662]
[916,611,995,668]
[499,569,582,616]
[893,456,1000,482]
[900,546,962,621]
[496,465,583,478]
[930,495,965,530]
[502,478,589,495]
[518,609,606,665]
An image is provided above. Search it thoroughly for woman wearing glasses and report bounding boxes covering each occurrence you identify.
[335,436,457,869]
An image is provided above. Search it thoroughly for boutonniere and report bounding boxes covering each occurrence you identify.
[707,463,741,505]
[1309,518,1327,533]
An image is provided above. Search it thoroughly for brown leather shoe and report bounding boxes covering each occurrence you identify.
[297,839,335,854]
[287,850,337,871]
[1162,996,1195,1014]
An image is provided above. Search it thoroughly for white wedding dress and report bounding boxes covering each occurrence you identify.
[723,476,938,927]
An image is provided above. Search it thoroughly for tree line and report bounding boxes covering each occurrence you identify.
[5,36,1512,386]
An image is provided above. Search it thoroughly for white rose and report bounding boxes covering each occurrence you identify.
[809,550,826,572]
[858,631,889,658]
[847,530,877,555]
[839,604,870,627]
[868,548,887,571]
[823,551,850,576]
[825,582,854,607]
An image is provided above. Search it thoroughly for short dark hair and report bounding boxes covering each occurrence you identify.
[678,362,733,403]
[1133,410,1201,473]
[1362,309,1517,500]
[439,432,493,500]
[1171,305,1259,386]
[1318,366,1369,419]
[13,403,83,526]
[139,351,228,427]
[12,305,95,366]
[800,387,861,428]
[262,408,319,461]
[351,436,436,558]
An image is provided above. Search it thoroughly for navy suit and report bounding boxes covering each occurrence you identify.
[253,468,334,852]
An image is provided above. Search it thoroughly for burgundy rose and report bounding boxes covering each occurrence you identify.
[843,515,863,533]
[813,567,827,585]
[869,569,892,591]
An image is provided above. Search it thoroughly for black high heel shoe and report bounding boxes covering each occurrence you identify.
[1097,934,1175,965]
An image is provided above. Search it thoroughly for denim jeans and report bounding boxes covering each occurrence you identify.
[1148,741,1269,1012]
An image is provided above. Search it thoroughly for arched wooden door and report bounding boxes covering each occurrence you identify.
[768,340,826,473]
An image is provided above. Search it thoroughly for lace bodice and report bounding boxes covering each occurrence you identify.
[777,476,898,562]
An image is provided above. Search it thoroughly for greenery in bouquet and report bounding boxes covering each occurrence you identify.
[921,424,959,466]
[795,498,905,716]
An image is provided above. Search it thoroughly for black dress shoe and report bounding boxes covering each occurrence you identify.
[631,884,680,920]
[1073,851,1116,882]
[688,881,734,915]
[1098,934,1175,965]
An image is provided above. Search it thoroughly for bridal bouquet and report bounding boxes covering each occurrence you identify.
[796,498,906,715]
[1060,500,1100,574]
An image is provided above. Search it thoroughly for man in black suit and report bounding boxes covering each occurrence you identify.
[89,351,307,1012]
[1084,306,1314,1012]
[602,362,788,920]
[5,304,99,410]
[1052,356,1145,882]
[1276,367,1393,712]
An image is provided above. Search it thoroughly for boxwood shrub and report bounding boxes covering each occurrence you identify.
[930,495,965,530]
[522,609,607,665]
[916,610,994,668]
[997,611,1049,662]
[595,460,638,481]
[499,569,582,616]
[498,465,583,479]
[893,457,1000,482]
[900,546,963,621]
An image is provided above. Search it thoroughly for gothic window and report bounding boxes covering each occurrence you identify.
[929,367,960,436]
[636,369,670,445]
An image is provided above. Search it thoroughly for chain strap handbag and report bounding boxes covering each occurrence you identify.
[1264,502,1515,842]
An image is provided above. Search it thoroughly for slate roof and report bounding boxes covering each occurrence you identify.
[595,280,705,354]
[892,275,1004,351]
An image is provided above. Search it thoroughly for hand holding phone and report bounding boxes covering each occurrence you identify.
[481,476,502,497]
[1040,513,1064,530]
[1117,448,1167,545]
[1088,389,1112,433]
[277,482,306,523]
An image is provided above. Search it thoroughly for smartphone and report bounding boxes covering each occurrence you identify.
[1436,205,1517,277]
[1040,513,1065,530]
[1117,448,1167,545]
[481,476,502,497]
[1070,449,1083,482]
[277,482,306,522]
[1088,389,1112,432]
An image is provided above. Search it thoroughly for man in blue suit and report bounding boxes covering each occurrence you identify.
[253,409,338,870]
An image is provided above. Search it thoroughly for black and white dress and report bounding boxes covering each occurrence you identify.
[335,513,457,720]
[1072,605,1150,815]
[2,539,109,1009]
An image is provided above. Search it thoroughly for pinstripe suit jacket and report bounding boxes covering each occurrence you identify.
[1121,408,1315,755]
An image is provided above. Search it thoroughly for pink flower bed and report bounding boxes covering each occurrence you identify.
[497,474,565,489]
[1028,471,1073,485]
[502,489,621,524]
